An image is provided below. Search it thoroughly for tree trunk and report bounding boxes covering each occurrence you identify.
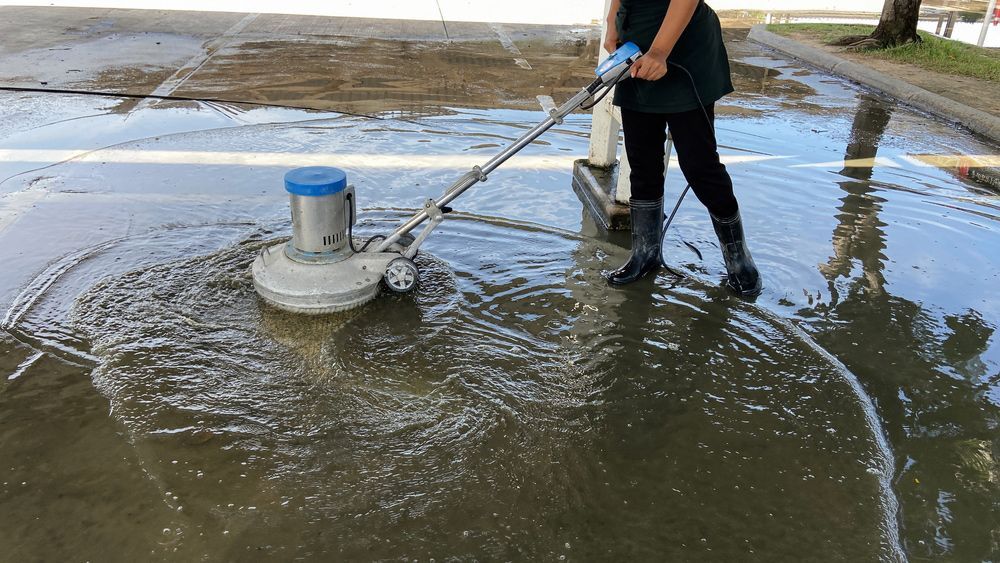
[850,0,923,48]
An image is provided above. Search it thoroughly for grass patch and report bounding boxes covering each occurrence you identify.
[767,23,1000,82]
[768,23,876,43]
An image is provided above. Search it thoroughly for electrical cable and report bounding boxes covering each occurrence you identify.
[0,85,383,120]
[657,60,718,264]
[580,66,632,111]
[345,193,386,253]
[666,61,715,135]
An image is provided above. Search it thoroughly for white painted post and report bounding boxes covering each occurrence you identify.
[614,122,674,204]
[587,85,620,169]
[588,0,673,205]
[589,0,632,203]
[614,108,632,202]
[979,0,997,47]
[588,92,622,168]
[944,10,958,38]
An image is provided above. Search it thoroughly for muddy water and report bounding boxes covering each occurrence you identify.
[5,216,899,560]
[1,39,999,561]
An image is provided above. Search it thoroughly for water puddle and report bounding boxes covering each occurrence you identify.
[1,38,998,559]
[4,213,901,559]
[0,91,348,189]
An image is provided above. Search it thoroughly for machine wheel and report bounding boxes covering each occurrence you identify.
[384,257,419,293]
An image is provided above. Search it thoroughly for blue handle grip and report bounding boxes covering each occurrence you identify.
[595,42,642,78]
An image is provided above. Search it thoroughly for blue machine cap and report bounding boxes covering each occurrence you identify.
[284,166,348,196]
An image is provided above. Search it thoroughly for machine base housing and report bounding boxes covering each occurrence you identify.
[251,242,396,314]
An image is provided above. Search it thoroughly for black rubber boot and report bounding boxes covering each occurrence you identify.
[711,211,762,297]
[606,198,664,285]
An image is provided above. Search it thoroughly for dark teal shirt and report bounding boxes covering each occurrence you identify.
[612,0,734,113]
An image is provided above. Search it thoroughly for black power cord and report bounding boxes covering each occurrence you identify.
[344,192,386,253]
[0,85,382,120]
[580,65,632,111]
[657,60,717,264]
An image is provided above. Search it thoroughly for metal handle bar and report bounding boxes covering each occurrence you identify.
[372,72,627,253]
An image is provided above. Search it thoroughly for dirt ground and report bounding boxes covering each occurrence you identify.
[781,30,1000,117]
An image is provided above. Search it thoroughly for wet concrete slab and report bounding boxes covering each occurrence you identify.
[1,6,999,561]
[0,6,246,55]
[0,6,599,114]
[168,35,597,115]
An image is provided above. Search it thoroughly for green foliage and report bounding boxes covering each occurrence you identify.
[767,23,1000,82]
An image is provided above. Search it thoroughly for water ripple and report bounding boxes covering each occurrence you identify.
[49,215,904,559]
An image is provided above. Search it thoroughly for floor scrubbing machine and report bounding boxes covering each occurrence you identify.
[252,43,642,314]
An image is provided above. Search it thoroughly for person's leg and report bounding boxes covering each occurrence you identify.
[663,104,737,218]
[665,105,761,296]
[620,108,669,201]
[606,108,668,285]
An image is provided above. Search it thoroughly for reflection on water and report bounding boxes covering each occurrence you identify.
[806,94,1000,560]
[821,94,893,298]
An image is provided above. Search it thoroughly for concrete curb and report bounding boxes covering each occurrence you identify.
[747,24,1000,145]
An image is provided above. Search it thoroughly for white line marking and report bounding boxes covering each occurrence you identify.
[0,149,783,169]
[489,23,532,70]
[133,12,260,112]
[790,156,902,169]
[8,352,43,381]
[536,95,557,114]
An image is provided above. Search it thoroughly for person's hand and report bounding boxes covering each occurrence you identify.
[604,27,619,54]
[630,50,668,81]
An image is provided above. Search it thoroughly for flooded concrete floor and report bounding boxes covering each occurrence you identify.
[1,7,999,561]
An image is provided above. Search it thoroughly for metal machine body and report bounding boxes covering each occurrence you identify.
[253,167,389,313]
[252,43,642,314]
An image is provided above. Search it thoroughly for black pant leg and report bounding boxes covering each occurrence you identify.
[663,104,739,218]
[620,107,669,201]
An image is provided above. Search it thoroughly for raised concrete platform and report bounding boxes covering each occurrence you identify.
[571,159,630,231]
